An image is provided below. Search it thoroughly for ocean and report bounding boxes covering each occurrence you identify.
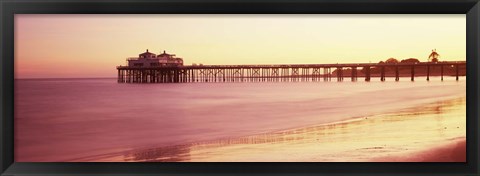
[14,76,466,162]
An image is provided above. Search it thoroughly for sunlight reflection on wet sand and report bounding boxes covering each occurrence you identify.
[82,97,465,162]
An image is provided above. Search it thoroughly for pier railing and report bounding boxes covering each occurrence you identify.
[116,61,466,83]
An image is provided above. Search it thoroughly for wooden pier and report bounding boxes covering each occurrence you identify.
[116,61,466,83]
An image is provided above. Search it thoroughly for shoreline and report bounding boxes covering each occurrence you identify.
[74,96,466,162]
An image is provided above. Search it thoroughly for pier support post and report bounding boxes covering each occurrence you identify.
[426,65,430,81]
[121,70,124,83]
[214,69,217,82]
[336,67,343,82]
[190,69,193,82]
[351,67,357,82]
[241,68,245,82]
[441,65,444,81]
[323,67,328,82]
[125,70,128,83]
[365,66,370,82]
[380,66,385,82]
[411,65,415,81]
[329,67,332,81]
[247,68,251,82]
[118,69,121,83]
[456,64,459,81]
[395,66,399,81]
[292,68,299,82]
[142,70,146,83]
[184,69,188,83]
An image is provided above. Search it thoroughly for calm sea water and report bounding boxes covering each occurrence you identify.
[14,76,466,161]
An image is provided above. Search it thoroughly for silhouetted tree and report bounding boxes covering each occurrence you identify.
[385,58,399,64]
[401,58,420,63]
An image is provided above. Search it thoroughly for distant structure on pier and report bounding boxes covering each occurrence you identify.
[127,49,183,67]
[428,49,440,62]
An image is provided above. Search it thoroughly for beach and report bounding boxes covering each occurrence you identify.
[372,137,465,162]
[15,77,466,162]
[80,96,466,162]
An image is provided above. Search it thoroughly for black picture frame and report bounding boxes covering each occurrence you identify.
[1,0,479,175]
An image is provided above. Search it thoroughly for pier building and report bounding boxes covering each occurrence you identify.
[127,49,183,67]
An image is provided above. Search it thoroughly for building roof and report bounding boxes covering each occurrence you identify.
[158,50,175,57]
[139,49,156,57]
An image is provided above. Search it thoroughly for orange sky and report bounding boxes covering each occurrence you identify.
[15,14,466,78]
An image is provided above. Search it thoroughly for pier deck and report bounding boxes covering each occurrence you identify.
[116,61,466,83]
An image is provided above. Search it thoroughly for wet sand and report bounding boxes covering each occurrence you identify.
[371,137,465,162]
[75,97,466,162]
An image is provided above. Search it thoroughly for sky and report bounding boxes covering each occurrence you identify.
[15,14,466,78]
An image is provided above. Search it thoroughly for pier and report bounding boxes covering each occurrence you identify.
[116,61,466,83]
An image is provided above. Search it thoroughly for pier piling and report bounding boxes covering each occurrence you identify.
[456,64,459,81]
[427,65,430,81]
[411,65,415,81]
[441,65,444,81]
[395,66,399,81]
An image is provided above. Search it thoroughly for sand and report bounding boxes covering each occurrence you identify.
[371,138,466,162]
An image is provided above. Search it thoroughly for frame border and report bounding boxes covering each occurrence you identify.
[1,0,479,175]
